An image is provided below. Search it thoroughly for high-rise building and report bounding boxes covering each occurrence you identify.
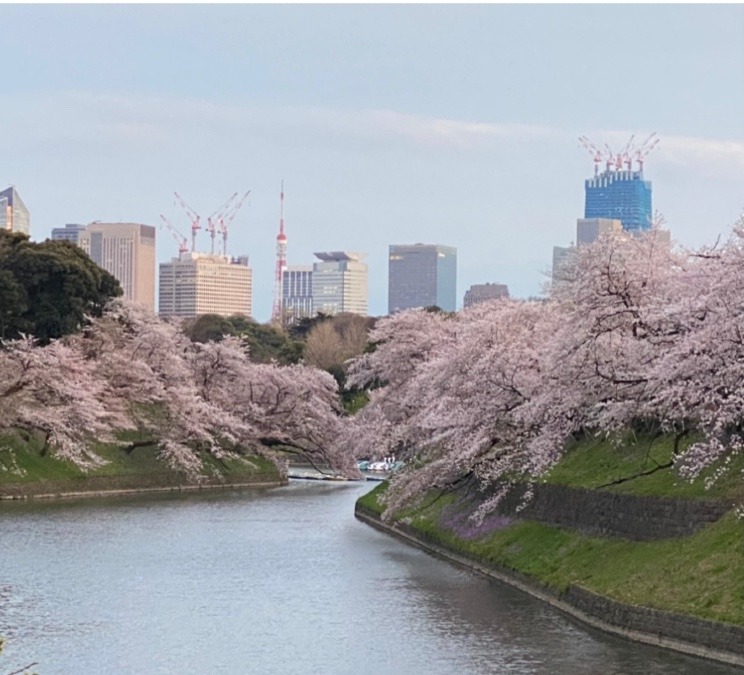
[51,223,87,244]
[0,186,30,236]
[282,265,313,322]
[576,218,623,246]
[312,252,367,316]
[584,170,652,232]
[159,252,252,319]
[79,222,156,311]
[552,245,576,286]
[388,244,457,313]
[463,283,510,309]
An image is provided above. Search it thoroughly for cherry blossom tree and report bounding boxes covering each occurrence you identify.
[0,334,116,468]
[345,224,744,519]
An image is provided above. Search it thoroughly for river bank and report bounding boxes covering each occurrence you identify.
[355,493,744,668]
[0,431,284,500]
[354,434,744,669]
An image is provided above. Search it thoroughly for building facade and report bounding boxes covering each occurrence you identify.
[51,223,88,245]
[388,243,457,314]
[584,170,652,232]
[312,252,367,316]
[282,265,314,322]
[552,245,576,286]
[463,283,510,309]
[0,186,30,235]
[79,222,156,311]
[159,252,252,319]
[576,218,623,246]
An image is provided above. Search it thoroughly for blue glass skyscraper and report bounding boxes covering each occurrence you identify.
[584,170,652,232]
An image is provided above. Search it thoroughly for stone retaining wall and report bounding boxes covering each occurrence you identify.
[494,482,729,540]
[355,504,744,668]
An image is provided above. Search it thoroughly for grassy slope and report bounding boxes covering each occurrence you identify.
[357,434,744,626]
[0,430,279,487]
[544,433,744,501]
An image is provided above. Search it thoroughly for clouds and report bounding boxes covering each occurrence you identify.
[5,90,742,171]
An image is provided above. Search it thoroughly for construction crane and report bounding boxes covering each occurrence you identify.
[159,215,189,260]
[173,192,201,252]
[207,193,238,255]
[635,132,659,172]
[578,136,603,176]
[271,182,288,325]
[217,190,250,256]
[620,134,636,171]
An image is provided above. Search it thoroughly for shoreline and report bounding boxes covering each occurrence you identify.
[355,505,744,669]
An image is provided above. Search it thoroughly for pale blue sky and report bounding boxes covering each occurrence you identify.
[2,5,742,320]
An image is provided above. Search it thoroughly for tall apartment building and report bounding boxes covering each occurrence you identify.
[584,170,652,232]
[388,243,457,314]
[79,222,156,311]
[0,186,30,235]
[463,283,510,309]
[159,252,252,319]
[312,252,367,316]
[282,265,314,322]
[576,218,623,246]
[51,223,87,244]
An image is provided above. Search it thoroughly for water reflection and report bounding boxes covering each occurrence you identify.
[0,482,738,674]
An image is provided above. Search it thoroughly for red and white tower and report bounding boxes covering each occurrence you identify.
[271,181,288,325]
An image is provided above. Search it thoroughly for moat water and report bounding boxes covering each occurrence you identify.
[0,481,738,674]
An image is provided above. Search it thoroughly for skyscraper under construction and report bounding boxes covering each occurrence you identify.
[580,133,657,233]
[584,171,652,233]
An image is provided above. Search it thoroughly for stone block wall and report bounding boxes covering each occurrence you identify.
[494,483,729,540]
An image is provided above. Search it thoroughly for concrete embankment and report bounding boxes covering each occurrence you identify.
[355,499,744,669]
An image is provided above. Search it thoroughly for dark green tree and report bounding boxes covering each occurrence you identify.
[0,232,121,343]
[182,314,235,343]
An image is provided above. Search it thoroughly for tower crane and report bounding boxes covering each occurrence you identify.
[159,215,189,260]
[620,134,636,171]
[217,190,250,256]
[207,193,238,255]
[635,132,659,172]
[173,192,201,252]
[578,136,603,176]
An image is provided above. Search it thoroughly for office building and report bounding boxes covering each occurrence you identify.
[552,245,576,286]
[282,265,314,322]
[51,223,87,245]
[463,283,510,309]
[79,222,156,311]
[0,186,30,236]
[159,252,252,319]
[576,218,623,247]
[584,170,652,232]
[388,244,457,314]
[312,251,367,316]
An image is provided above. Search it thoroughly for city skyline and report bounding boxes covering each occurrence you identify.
[1,5,742,321]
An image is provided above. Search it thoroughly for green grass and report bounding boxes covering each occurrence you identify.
[356,429,744,626]
[404,495,744,625]
[544,433,744,501]
[0,430,279,487]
